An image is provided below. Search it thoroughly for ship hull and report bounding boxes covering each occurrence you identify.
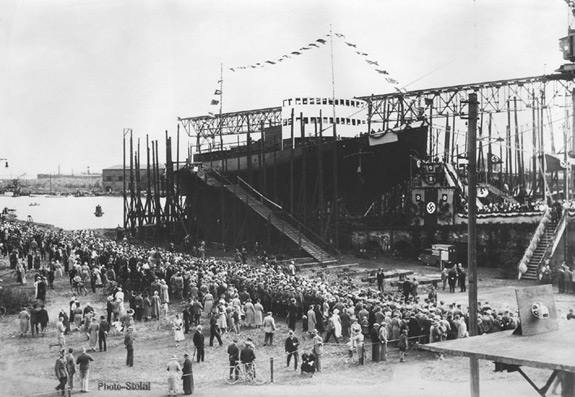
[193,123,428,218]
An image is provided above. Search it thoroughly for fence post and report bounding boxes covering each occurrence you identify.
[270,357,274,383]
[361,344,365,365]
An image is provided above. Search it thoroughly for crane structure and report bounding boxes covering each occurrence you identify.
[179,71,575,199]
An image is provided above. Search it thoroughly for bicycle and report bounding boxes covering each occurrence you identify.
[71,277,88,296]
[223,361,268,385]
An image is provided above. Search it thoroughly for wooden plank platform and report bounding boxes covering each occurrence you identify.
[361,269,415,283]
[421,322,575,372]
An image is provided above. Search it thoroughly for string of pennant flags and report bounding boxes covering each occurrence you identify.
[206,32,402,116]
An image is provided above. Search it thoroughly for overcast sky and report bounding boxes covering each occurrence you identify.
[0,0,568,178]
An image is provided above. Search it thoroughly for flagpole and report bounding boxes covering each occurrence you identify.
[219,62,224,151]
[330,24,339,251]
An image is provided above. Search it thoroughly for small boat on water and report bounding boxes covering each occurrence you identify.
[94,204,104,217]
[1,207,17,220]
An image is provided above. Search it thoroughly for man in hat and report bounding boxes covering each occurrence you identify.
[311,329,323,372]
[262,312,276,346]
[192,325,205,363]
[167,354,181,396]
[240,340,256,374]
[182,352,194,395]
[65,348,76,392]
[124,327,134,367]
[208,312,223,347]
[75,346,94,392]
[54,350,68,396]
[398,329,408,362]
[227,338,240,380]
[98,315,110,352]
[284,330,300,370]
[370,323,381,362]
[87,317,99,351]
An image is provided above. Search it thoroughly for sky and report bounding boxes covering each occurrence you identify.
[0,0,569,179]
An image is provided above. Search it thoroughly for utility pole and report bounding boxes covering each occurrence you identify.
[467,93,479,397]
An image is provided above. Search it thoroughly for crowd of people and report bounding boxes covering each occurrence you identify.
[1,219,523,394]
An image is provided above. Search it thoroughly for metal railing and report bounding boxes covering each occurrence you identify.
[517,207,551,277]
[204,166,334,259]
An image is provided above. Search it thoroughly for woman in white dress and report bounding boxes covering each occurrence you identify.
[216,304,227,334]
[173,314,185,346]
[331,309,342,339]
[166,355,181,396]
[244,298,256,327]
[254,299,264,328]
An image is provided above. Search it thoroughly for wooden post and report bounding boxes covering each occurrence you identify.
[467,92,480,397]
[506,99,512,191]
[532,89,538,197]
[123,129,128,229]
[290,109,295,215]
[541,89,546,203]
[270,357,274,384]
[247,118,252,185]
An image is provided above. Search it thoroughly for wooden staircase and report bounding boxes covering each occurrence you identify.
[522,220,558,280]
[196,167,336,264]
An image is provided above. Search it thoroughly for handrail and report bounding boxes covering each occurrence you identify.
[547,208,568,259]
[236,176,283,211]
[273,210,333,252]
[203,165,334,257]
[517,207,551,278]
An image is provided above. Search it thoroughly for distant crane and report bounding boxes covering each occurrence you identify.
[11,173,27,197]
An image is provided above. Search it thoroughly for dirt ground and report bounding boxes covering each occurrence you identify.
[1,251,574,397]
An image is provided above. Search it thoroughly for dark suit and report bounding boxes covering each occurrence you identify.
[192,330,205,362]
[124,333,133,366]
[182,357,193,395]
[284,335,299,369]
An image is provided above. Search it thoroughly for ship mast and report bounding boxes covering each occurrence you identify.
[329,25,339,249]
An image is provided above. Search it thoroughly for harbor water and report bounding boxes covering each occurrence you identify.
[0,194,124,230]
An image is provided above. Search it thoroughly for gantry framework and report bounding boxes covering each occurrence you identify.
[179,72,575,149]
[359,73,575,128]
[178,106,282,150]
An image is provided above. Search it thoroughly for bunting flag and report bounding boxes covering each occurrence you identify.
[333,32,402,88]
[228,34,330,72]
[207,79,223,118]
[224,31,401,91]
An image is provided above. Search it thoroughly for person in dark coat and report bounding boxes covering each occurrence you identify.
[314,305,325,333]
[38,304,49,336]
[192,325,205,363]
[448,265,458,293]
[227,339,240,380]
[182,352,194,395]
[124,327,134,367]
[377,269,385,292]
[286,299,298,331]
[30,304,40,337]
[457,264,467,292]
[370,323,381,362]
[284,330,299,370]
[99,316,110,352]
[54,350,68,396]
